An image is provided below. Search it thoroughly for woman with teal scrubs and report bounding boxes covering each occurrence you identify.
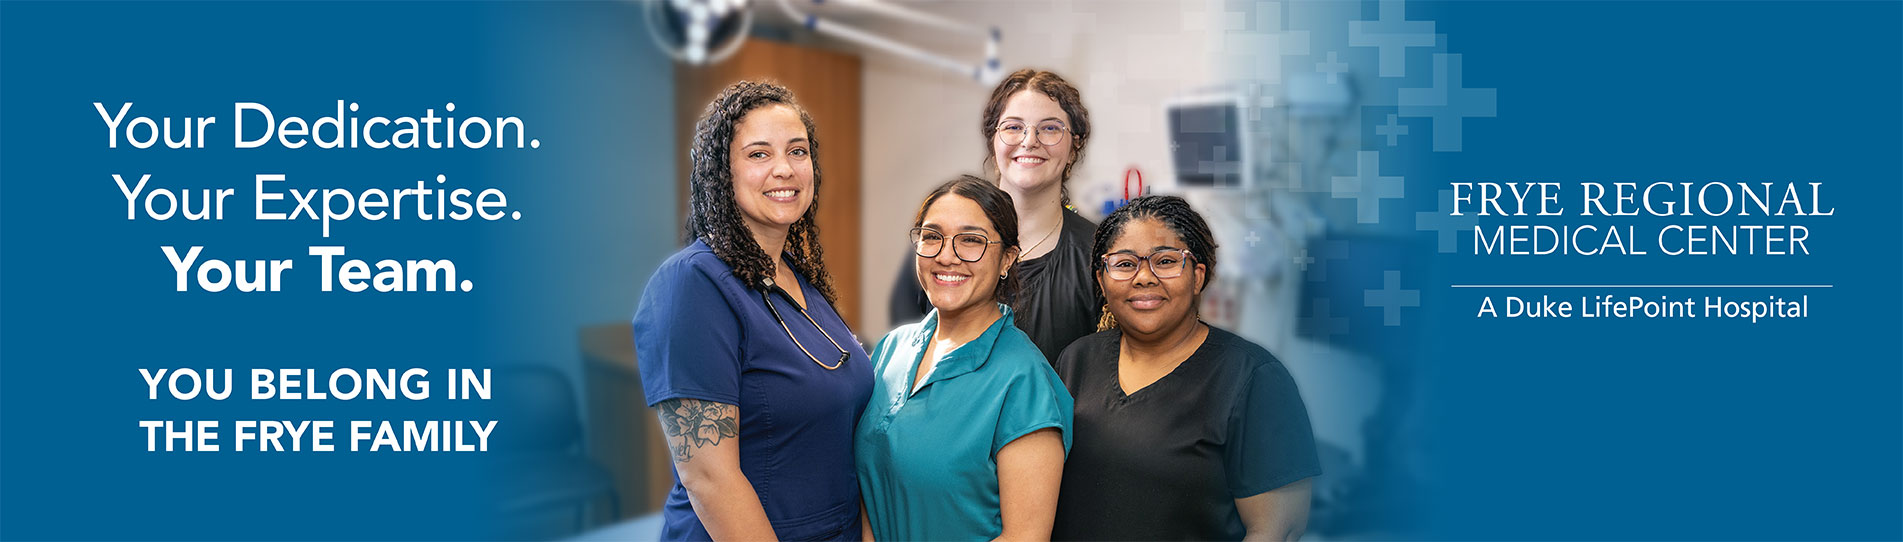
[855,176,1073,540]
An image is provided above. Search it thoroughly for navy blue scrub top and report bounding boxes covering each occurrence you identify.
[634,240,873,541]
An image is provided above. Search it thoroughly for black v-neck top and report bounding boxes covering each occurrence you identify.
[1051,326,1321,541]
[889,209,1102,363]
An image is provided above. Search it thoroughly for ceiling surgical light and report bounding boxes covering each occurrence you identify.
[646,0,754,66]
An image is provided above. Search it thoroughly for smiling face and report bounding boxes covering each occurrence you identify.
[990,90,1075,196]
[1099,218,1207,339]
[729,104,815,238]
[916,194,1017,317]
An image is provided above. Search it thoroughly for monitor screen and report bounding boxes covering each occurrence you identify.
[1168,101,1244,187]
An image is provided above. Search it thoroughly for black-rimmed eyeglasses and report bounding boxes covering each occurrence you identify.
[910,227,1002,262]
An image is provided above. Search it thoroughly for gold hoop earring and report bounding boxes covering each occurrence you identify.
[1095,302,1117,332]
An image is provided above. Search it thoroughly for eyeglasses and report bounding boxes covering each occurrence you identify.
[996,120,1069,147]
[759,279,850,370]
[1101,249,1194,281]
[911,227,1002,262]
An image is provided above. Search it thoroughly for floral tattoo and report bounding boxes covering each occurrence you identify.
[656,398,739,463]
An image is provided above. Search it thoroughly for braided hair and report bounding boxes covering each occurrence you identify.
[980,69,1092,207]
[1090,195,1219,331]
[686,81,838,305]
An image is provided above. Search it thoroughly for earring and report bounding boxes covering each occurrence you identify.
[1095,302,1117,332]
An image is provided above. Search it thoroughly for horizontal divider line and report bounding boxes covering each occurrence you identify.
[1449,285,1833,288]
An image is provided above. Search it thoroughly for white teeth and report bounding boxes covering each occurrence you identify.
[933,273,969,283]
[766,189,795,198]
[1014,156,1044,165]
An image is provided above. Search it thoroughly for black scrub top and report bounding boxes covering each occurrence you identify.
[890,208,1102,363]
[1051,325,1321,541]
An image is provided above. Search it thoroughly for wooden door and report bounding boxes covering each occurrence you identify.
[675,38,864,331]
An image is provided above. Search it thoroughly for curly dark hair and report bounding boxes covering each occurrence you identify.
[912,175,1023,305]
[980,69,1091,207]
[1090,195,1219,330]
[686,80,837,304]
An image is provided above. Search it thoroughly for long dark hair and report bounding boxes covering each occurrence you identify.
[686,80,837,304]
[913,175,1022,304]
[1091,195,1219,330]
[980,69,1092,206]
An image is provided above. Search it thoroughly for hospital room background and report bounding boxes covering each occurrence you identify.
[482,1,1429,539]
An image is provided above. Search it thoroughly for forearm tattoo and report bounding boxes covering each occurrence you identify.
[655,398,739,463]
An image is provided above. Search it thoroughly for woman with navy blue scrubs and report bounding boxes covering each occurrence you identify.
[855,176,1073,541]
[634,81,872,541]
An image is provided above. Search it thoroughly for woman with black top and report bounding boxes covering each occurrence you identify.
[1052,195,1321,541]
[891,69,1102,363]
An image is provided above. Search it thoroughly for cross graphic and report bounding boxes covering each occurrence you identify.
[1244,230,1262,248]
[1316,51,1349,84]
[1301,298,1350,338]
[1376,114,1409,146]
[1364,270,1420,326]
[1331,151,1405,224]
[1292,247,1314,272]
[1416,189,1479,253]
[1221,2,1310,84]
[1398,53,1497,152]
[1305,241,1353,281]
[1197,144,1242,185]
[1348,0,1436,78]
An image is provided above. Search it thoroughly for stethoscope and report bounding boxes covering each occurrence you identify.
[759,277,851,370]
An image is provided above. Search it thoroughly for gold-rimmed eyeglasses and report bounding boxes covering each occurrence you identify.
[996,120,1069,147]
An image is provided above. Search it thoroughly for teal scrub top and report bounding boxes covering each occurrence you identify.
[854,305,1074,541]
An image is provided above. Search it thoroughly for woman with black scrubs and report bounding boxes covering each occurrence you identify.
[633,81,871,541]
[891,69,1102,364]
[1053,196,1321,541]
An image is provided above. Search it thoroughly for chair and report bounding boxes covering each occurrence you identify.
[489,364,621,537]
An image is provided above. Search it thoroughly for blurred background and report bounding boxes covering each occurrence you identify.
[464,1,1903,539]
[495,1,1430,539]
[6,1,1897,540]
